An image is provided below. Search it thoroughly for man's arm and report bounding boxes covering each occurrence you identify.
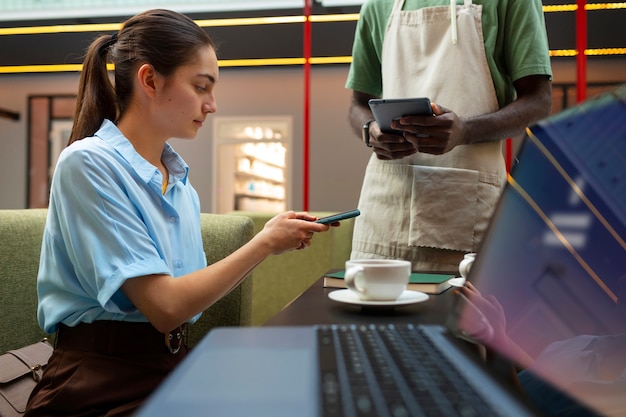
[348,90,377,139]
[441,75,553,145]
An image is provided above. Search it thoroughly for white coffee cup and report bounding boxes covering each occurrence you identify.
[345,259,411,301]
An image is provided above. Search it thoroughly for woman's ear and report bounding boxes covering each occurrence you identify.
[137,63,158,98]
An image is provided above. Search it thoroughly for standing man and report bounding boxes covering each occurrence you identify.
[347,0,552,272]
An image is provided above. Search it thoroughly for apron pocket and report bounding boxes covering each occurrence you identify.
[408,165,479,252]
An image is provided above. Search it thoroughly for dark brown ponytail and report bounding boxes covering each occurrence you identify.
[69,34,117,144]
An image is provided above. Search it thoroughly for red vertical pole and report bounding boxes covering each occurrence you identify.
[505,138,513,173]
[303,0,312,211]
[576,0,587,102]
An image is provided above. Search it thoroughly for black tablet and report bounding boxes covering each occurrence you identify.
[368,97,433,133]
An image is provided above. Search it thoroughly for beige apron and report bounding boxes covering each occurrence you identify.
[351,0,506,272]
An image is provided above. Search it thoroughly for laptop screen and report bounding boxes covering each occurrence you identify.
[456,85,626,417]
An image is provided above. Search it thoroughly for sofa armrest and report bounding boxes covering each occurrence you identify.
[186,213,255,347]
[227,211,354,326]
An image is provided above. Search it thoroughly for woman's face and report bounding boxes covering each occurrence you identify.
[155,45,219,140]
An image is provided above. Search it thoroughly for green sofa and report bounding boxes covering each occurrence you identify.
[0,209,355,353]
[229,211,355,325]
[0,209,255,352]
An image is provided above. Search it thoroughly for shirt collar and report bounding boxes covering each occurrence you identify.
[95,119,189,185]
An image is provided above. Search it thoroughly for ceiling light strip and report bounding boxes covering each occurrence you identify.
[218,57,306,67]
[309,13,359,22]
[585,2,626,10]
[544,3,626,12]
[550,48,626,56]
[195,15,305,27]
[309,56,353,64]
[0,23,121,36]
[0,64,83,73]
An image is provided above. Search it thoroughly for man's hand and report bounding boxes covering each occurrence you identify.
[367,120,419,160]
[393,103,466,155]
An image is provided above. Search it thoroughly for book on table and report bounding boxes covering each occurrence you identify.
[323,270,455,294]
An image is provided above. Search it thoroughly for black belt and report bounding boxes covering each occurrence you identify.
[56,321,187,355]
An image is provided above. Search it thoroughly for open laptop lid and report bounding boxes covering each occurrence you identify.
[455,85,626,416]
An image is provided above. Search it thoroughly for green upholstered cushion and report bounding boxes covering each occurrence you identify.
[187,213,254,347]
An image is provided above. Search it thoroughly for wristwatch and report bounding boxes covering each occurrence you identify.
[362,119,375,147]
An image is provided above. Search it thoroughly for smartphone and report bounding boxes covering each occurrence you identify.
[368,97,434,133]
[315,209,361,224]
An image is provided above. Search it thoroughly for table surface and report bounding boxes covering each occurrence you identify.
[264,273,459,328]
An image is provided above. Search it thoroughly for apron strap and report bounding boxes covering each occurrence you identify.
[450,0,457,45]
[451,0,474,44]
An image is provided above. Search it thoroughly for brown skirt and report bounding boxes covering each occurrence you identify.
[24,321,189,417]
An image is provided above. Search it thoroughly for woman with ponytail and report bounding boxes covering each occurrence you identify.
[25,9,330,417]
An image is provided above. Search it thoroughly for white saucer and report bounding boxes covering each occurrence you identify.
[328,289,429,307]
[448,277,466,288]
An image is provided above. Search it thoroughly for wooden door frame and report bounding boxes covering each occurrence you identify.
[27,95,76,208]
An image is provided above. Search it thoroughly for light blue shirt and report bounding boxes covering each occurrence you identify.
[37,119,206,333]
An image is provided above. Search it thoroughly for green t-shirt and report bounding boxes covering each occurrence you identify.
[345,0,553,108]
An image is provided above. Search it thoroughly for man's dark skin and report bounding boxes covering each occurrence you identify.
[350,74,553,160]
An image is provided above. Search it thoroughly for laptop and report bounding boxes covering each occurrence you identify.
[136,85,626,417]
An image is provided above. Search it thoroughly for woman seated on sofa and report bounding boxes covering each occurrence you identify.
[25,9,331,417]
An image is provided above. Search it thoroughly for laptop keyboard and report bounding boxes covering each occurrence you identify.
[317,324,492,417]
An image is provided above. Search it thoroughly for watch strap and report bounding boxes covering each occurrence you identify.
[362,119,375,147]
